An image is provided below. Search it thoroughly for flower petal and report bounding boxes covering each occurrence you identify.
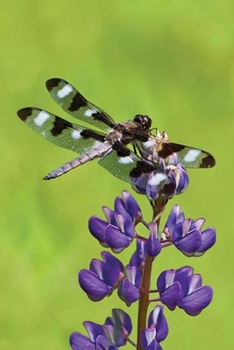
[78,269,112,301]
[175,229,202,256]
[88,217,108,244]
[148,306,168,342]
[159,281,183,310]
[84,321,105,342]
[69,332,94,350]
[118,278,140,306]
[121,190,142,222]
[195,227,216,256]
[105,225,132,252]
[179,286,213,316]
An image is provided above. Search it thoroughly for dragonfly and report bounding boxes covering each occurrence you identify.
[17,78,215,184]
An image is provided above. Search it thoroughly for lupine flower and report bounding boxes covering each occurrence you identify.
[115,190,142,223]
[70,309,132,350]
[78,252,124,301]
[129,238,147,270]
[141,335,162,350]
[88,191,141,253]
[73,189,215,349]
[131,141,190,201]
[79,250,143,305]
[145,222,162,259]
[157,266,213,316]
[147,306,168,342]
[104,308,132,346]
[117,265,141,306]
[120,223,162,272]
[141,306,168,350]
[164,205,216,256]
[70,308,169,350]
[70,328,118,349]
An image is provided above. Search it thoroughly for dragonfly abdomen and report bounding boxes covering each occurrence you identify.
[43,143,112,180]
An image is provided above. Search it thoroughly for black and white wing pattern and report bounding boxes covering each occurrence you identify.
[158,142,216,168]
[17,79,156,182]
[46,78,115,132]
[138,131,215,169]
[17,107,116,179]
[17,107,107,154]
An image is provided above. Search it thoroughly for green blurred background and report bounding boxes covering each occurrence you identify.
[1,0,233,349]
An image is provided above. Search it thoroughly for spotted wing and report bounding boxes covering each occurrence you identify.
[98,143,157,184]
[46,78,115,132]
[17,107,106,154]
[157,142,216,168]
[98,150,138,183]
[138,137,215,169]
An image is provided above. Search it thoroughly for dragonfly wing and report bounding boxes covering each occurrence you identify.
[46,78,115,131]
[98,149,140,183]
[98,143,158,186]
[158,142,216,168]
[139,136,216,169]
[17,107,106,154]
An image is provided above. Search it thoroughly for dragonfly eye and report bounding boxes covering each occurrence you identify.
[134,114,152,131]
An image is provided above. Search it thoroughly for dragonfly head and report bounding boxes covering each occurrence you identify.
[133,115,152,131]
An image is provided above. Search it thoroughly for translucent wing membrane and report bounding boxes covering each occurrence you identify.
[46,78,115,132]
[169,144,216,168]
[99,150,140,183]
[139,136,215,169]
[17,107,106,155]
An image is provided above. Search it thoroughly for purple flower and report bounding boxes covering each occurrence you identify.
[79,250,143,305]
[104,308,132,346]
[130,134,190,201]
[164,205,216,256]
[115,190,142,223]
[78,252,124,301]
[157,266,213,316]
[131,160,189,201]
[70,323,110,350]
[118,265,141,306]
[70,331,118,349]
[147,305,168,342]
[72,189,216,348]
[129,223,161,269]
[141,306,168,349]
[129,238,147,270]
[145,222,162,259]
[88,191,141,252]
[143,339,162,350]
[70,309,132,349]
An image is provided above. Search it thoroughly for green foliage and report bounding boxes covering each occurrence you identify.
[1,0,232,349]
